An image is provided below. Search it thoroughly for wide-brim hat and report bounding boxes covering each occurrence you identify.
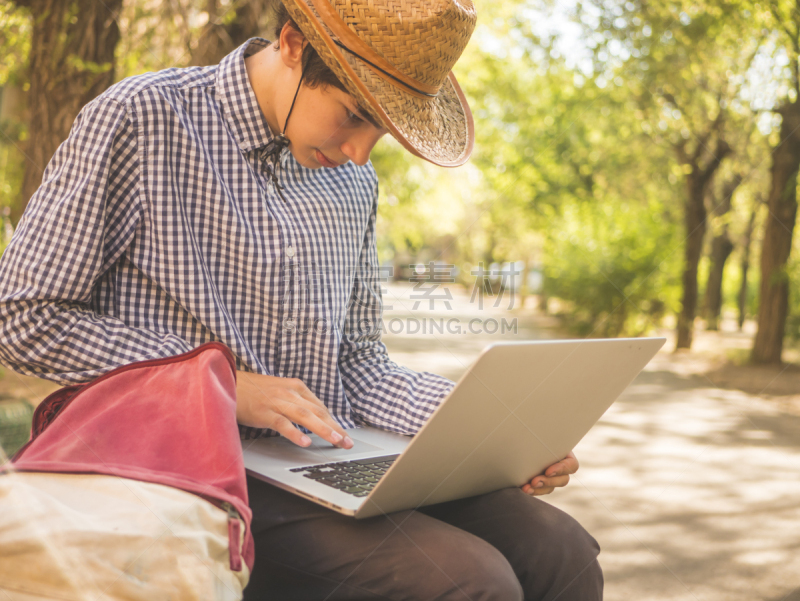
[280,0,477,167]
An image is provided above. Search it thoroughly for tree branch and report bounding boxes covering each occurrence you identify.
[661,91,685,116]
[673,138,689,165]
[794,54,800,100]
[661,90,701,152]
[698,136,732,189]
[693,104,727,166]
[711,171,744,217]
[771,4,799,45]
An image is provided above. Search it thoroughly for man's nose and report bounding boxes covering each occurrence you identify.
[341,129,386,166]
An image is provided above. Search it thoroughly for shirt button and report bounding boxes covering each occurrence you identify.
[286,247,295,258]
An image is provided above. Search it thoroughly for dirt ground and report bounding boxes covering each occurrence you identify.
[658,319,800,418]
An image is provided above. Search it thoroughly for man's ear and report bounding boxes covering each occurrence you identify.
[278,23,307,69]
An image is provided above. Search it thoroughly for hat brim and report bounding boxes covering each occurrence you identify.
[283,0,474,167]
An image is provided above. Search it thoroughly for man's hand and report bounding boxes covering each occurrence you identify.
[236,371,353,449]
[521,452,579,496]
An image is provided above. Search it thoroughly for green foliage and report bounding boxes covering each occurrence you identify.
[0,217,12,257]
[370,136,435,259]
[64,55,113,76]
[0,1,30,87]
[451,7,686,333]
[0,399,33,458]
[0,2,29,243]
[116,0,203,76]
[785,236,800,340]
[543,197,681,337]
[0,144,23,253]
[724,255,760,320]
[115,0,272,78]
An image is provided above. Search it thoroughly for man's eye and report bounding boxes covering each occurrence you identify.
[346,110,363,123]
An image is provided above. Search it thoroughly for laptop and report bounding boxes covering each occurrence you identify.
[243,337,665,519]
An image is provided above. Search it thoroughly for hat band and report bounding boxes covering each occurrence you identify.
[332,40,437,98]
[308,0,442,98]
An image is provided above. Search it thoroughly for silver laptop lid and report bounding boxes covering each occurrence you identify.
[357,337,665,517]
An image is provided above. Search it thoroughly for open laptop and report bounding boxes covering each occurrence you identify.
[243,337,665,518]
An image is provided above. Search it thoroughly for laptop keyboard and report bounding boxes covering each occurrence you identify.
[290,454,400,497]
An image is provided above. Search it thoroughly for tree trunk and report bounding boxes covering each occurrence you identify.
[190,0,264,67]
[675,137,730,349]
[704,230,734,330]
[751,101,800,364]
[676,173,708,349]
[703,174,740,331]
[11,0,122,223]
[538,292,549,314]
[737,201,759,331]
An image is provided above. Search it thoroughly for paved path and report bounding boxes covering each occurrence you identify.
[381,284,800,601]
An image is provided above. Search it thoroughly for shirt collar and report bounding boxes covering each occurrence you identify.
[216,38,275,153]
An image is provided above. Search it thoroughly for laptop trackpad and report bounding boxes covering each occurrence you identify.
[273,433,384,461]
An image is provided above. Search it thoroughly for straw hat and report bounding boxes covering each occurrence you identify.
[280,0,477,167]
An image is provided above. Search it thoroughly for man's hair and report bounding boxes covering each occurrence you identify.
[271,3,382,128]
[272,3,347,92]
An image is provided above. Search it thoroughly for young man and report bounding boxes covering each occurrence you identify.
[0,0,603,598]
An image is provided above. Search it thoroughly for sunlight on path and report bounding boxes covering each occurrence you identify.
[382,284,800,601]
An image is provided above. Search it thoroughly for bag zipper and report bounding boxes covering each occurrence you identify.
[221,501,243,572]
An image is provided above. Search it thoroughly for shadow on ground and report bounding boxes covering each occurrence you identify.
[545,367,800,601]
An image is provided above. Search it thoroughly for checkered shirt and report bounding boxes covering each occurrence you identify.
[0,39,454,438]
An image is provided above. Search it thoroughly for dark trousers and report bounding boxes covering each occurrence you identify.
[243,476,603,601]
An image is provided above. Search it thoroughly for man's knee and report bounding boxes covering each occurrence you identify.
[554,555,603,601]
[540,499,600,567]
[463,489,602,600]
[515,494,603,600]
[444,537,524,601]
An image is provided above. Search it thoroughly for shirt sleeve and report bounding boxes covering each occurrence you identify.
[0,95,192,385]
[338,179,455,435]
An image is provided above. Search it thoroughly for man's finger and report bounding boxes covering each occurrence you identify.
[288,378,329,408]
[235,371,353,448]
[278,399,353,448]
[522,483,555,496]
[268,410,348,449]
[545,453,579,478]
[531,474,570,489]
[288,389,352,446]
[293,397,353,447]
[268,413,313,447]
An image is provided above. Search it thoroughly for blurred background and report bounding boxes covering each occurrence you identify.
[1,1,799,599]
[4,0,800,359]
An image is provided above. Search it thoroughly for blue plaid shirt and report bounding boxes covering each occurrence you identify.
[0,39,453,438]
